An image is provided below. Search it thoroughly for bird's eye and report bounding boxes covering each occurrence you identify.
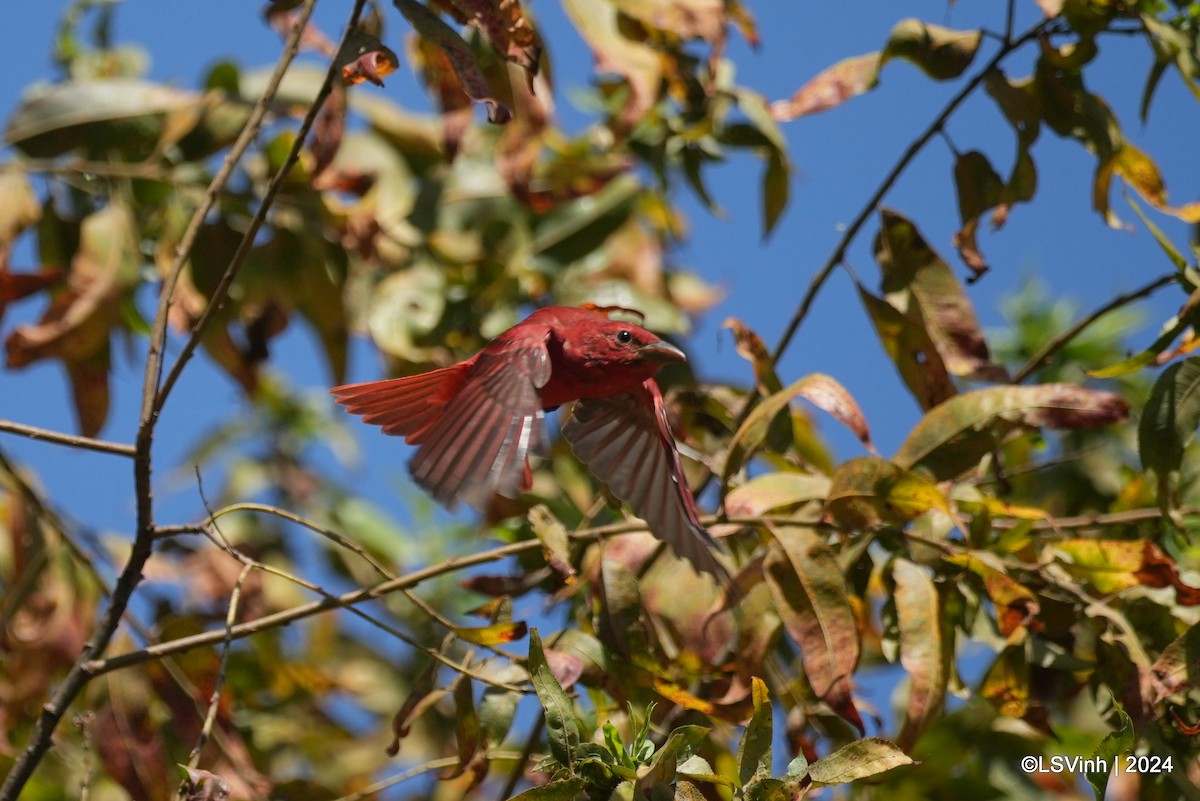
[616,330,633,344]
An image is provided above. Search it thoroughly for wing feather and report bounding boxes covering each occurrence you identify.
[562,380,728,580]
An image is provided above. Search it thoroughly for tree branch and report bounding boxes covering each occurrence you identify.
[0,419,135,457]
[1012,272,1178,383]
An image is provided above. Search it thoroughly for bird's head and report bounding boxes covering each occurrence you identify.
[559,305,686,378]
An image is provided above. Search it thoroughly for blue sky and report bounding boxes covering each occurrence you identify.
[1,1,1197,579]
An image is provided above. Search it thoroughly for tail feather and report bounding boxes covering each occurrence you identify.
[331,363,471,443]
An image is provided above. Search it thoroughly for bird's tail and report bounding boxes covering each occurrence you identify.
[330,364,471,444]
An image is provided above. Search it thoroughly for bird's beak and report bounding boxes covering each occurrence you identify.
[638,340,687,364]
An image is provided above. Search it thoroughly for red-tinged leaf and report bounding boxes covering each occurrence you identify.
[893,384,1130,481]
[826,456,951,531]
[543,648,584,689]
[725,471,831,518]
[1150,625,1200,703]
[881,19,982,80]
[445,0,542,73]
[395,0,512,124]
[763,526,862,728]
[945,553,1039,636]
[386,660,445,756]
[0,268,62,325]
[724,317,792,451]
[875,209,1008,381]
[806,738,914,786]
[723,374,874,489]
[453,620,528,646]
[890,558,950,750]
[336,31,400,86]
[612,0,725,42]
[1051,539,1200,605]
[771,52,881,121]
[561,0,661,133]
[461,573,537,598]
[857,284,956,411]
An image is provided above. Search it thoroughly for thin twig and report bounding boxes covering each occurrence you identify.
[185,563,252,773]
[330,750,526,801]
[0,419,135,457]
[1012,272,1178,383]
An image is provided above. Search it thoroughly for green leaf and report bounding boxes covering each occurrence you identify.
[1086,705,1133,801]
[725,471,831,518]
[736,677,772,787]
[638,725,709,789]
[445,676,482,779]
[508,778,589,801]
[528,628,580,773]
[807,737,914,785]
[881,19,982,80]
[857,284,956,411]
[894,384,1130,481]
[1139,357,1200,482]
[826,456,951,530]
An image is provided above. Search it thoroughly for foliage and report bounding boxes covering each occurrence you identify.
[2,1,1200,801]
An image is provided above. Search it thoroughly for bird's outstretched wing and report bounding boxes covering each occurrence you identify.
[562,380,728,581]
[332,331,552,509]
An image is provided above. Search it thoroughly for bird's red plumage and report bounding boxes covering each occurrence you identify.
[331,305,727,579]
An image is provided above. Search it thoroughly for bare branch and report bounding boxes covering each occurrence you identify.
[0,419,135,457]
[1012,272,1178,383]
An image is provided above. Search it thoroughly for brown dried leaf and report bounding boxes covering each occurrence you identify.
[771,53,881,121]
[891,558,950,749]
[945,553,1039,636]
[446,0,542,73]
[310,82,346,184]
[612,0,725,42]
[387,660,446,756]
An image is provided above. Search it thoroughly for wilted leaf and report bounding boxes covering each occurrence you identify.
[386,659,445,756]
[368,262,446,362]
[893,384,1129,481]
[443,676,484,782]
[723,373,873,488]
[890,558,950,750]
[945,553,1039,636]
[1139,356,1200,485]
[1150,625,1200,703]
[857,285,956,411]
[446,0,542,74]
[875,209,1008,381]
[725,317,792,451]
[771,52,881,120]
[562,0,661,132]
[1101,143,1200,224]
[528,628,580,771]
[0,169,40,255]
[178,767,231,801]
[881,19,982,80]
[395,0,512,124]
[763,526,862,728]
[807,737,914,786]
[826,457,950,530]
[1051,539,1200,605]
[336,31,400,86]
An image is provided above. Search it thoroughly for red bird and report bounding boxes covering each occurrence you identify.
[330,305,727,579]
